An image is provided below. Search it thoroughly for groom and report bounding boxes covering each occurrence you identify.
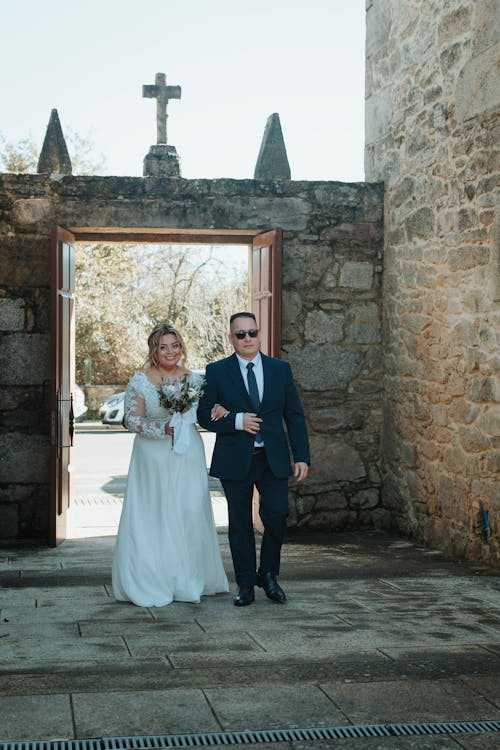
[197,312,310,606]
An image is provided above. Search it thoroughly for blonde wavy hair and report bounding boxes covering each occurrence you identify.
[144,321,188,369]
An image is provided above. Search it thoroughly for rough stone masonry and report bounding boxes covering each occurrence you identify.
[365,0,499,562]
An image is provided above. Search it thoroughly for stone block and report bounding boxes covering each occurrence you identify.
[308,434,366,484]
[287,344,364,391]
[401,442,419,467]
[371,508,393,529]
[449,400,480,424]
[339,261,374,289]
[0,333,49,385]
[440,42,466,73]
[459,426,491,453]
[0,503,18,538]
[315,491,348,511]
[283,244,334,287]
[0,298,24,331]
[0,236,49,286]
[466,375,498,402]
[458,207,478,231]
[282,290,302,333]
[472,478,499,505]
[346,302,381,343]
[351,488,379,509]
[391,177,416,207]
[451,318,479,347]
[309,407,365,432]
[456,42,500,122]
[449,245,490,271]
[305,310,344,343]
[304,510,351,530]
[477,408,500,437]
[366,0,392,56]
[405,207,435,240]
[473,0,500,54]
[10,198,53,226]
[296,495,316,515]
[0,433,50,483]
[438,6,472,45]
[365,86,393,146]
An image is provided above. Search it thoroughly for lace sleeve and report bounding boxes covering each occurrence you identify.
[124,376,169,440]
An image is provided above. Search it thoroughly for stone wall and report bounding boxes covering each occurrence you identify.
[365,0,500,561]
[0,175,383,542]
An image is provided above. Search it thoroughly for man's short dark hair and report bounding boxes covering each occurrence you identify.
[229,312,257,327]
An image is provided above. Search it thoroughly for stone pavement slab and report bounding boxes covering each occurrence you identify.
[321,679,498,723]
[71,688,220,738]
[0,694,73,742]
[0,635,128,666]
[203,684,347,730]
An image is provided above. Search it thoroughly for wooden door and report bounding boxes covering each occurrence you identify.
[250,228,283,532]
[49,226,76,546]
[251,228,282,357]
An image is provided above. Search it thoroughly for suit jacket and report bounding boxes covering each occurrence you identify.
[197,352,310,480]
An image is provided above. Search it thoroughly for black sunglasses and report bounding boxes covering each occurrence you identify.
[232,329,259,340]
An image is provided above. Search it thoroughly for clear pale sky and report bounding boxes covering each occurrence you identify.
[0,0,365,182]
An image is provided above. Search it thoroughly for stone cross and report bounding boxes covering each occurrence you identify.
[142,73,181,145]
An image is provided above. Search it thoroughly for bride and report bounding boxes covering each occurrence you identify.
[112,321,229,607]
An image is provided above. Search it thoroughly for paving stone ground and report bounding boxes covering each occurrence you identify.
[0,531,499,749]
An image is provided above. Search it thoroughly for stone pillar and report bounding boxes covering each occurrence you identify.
[254,113,291,180]
[143,145,181,177]
[37,109,72,175]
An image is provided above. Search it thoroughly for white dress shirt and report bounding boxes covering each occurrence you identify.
[235,352,264,446]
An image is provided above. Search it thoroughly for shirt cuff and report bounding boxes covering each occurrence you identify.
[235,412,244,430]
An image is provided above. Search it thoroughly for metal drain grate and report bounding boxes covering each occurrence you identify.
[2,720,500,750]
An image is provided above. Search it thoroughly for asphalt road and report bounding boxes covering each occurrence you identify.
[73,423,216,497]
[69,424,225,537]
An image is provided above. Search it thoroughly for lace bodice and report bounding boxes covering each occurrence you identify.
[124,370,203,440]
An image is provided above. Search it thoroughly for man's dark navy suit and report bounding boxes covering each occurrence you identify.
[197,352,310,585]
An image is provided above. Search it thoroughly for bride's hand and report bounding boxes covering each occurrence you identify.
[211,403,229,421]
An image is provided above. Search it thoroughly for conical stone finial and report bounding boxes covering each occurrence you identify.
[254,113,291,180]
[37,109,72,175]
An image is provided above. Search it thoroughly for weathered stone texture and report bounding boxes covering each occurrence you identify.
[0,173,384,541]
[0,333,50,385]
[366,0,500,563]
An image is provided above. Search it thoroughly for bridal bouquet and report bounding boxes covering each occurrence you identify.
[158,375,205,454]
[158,374,205,414]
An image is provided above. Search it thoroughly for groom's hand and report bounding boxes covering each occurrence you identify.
[243,413,263,434]
[293,462,309,481]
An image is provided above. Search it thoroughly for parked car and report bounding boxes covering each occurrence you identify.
[99,392,125,425]
[73,384,88,423]
[98,371,205,427]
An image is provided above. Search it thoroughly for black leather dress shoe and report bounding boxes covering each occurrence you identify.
[233,584,255,607]
[256,572,286,603]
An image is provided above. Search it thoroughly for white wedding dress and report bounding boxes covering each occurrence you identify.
[112,371,229,607]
